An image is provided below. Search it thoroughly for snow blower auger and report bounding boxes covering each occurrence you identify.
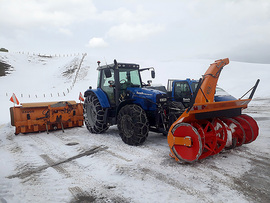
[167,58,260,163]
[10,101,84,135]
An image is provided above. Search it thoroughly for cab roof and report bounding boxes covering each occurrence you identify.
[97,62,140,70]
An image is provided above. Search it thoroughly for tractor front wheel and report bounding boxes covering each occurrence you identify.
[84,92,108,133]
[117,104,149,146]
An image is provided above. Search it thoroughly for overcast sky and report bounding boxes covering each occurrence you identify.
[1,0,270,63]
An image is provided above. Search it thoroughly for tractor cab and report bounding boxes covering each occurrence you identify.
[167,78,236,108]
[167,78,199,108]
[97,60,155,106]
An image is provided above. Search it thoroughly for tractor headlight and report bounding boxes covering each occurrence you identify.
[156,94,167,103]
[159,98,167,102]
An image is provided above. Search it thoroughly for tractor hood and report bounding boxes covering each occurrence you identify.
[127,87,167,108]
[214,86,236,102]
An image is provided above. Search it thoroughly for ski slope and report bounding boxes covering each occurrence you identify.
[0,52,269,203]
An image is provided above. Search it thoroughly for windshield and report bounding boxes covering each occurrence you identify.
[215,86,230,96]
[191,82,198,93]
[119,69,142,87]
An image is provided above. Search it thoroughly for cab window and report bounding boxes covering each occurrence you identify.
[119,69,141,88]
[101,69,115,104]
[174,82,191,100]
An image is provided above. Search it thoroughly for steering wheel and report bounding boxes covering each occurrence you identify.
[120,79,127,84]
[120,79,129,90]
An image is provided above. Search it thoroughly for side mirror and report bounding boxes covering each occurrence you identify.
[104,68,112,78]
[151,70,155,79]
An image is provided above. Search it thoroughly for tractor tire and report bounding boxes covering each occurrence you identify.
[84,92,108,134]
[117,104,149,146]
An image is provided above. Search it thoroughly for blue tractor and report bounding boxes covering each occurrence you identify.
[84,60,171,146]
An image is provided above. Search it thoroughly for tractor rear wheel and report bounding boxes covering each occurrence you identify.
[117,104,149,146]
[84,92,108,133]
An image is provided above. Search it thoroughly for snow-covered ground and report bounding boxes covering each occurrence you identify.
[0,53,269,203]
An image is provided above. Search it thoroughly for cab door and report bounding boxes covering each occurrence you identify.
[100,69,116,105]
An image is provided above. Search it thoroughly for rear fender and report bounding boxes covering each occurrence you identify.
[84,88,110,108]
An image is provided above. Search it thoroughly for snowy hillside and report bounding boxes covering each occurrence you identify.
[1,53,269,101]
[0,52,269,203]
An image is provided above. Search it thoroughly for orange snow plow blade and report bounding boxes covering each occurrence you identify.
[10,101,84,135]
[168,58,260,163]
